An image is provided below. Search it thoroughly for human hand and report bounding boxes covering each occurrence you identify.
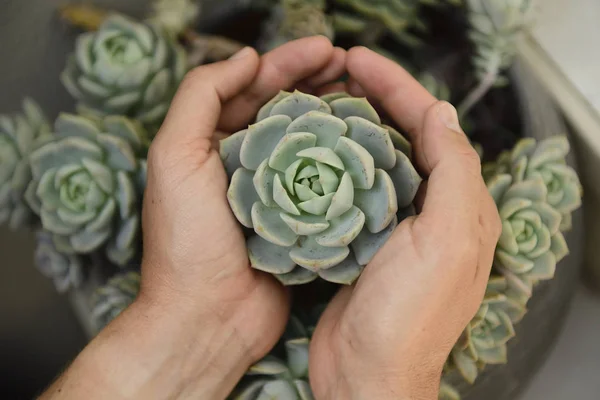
[39,37,347,400]
[309,47,502,400]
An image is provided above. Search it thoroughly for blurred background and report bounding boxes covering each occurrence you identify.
[1,0,599,399]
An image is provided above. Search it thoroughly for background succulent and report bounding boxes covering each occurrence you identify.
[148,0,201,36]
[61,14,187,133]
[486,137,582,231]
[25,114,148,267]
[487,174,570,305]
[0,99,51,229]
[221,91,421,285]
[259,0,334,52]
[90,271,140,332]
[35,230,84,293]
[234,315,313,400]
[449,276,525,384]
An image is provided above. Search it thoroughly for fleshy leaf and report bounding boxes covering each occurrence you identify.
[294,183,320,202]
[334,137,375,190]
[496,249,535,274]
[220,130,247,180]
[240,115,292,170]
[248,235,296,274]
[227,169,260,228]
[273,174,300,215]
[280,213,329,235]
[352,217,398,265]
[253,159,277,207]
[269,132,317,172]
[297,193,334,215]
[275,267,318,286]
[251,202,298,247]
[286,111,347,148]
[318,254,364,285]
[55,113,100,140]
[285,159,303,195]
[315,206,365,247]
[354,169,398,233]
[326,172,354,220]
[269,91,331,120]
[329,97,381,125]
[286,338,310,378]
[316,162,339,194]
[296,147,344,170]
[345,117,396,169]
[387,150,421,208]
[290,237,350,271]
[384,125,412,158]
[551,232,569,262]
[256,91,291,122]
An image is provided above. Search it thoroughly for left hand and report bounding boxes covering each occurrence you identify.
[40,37,347,400]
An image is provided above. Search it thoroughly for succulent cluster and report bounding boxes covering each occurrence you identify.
[0,99,50,229]
[90,271,141,331]
[61,14,187,133]
[221,90,421,285]
[35,230,84,293]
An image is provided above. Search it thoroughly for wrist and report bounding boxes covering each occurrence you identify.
[74,291,253,399]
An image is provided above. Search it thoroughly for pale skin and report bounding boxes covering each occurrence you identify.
[39,37,501,400]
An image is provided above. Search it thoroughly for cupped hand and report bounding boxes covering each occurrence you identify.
[309,47,502,400]
[135,37,347,398]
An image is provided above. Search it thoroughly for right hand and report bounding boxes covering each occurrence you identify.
[309,47,502,400]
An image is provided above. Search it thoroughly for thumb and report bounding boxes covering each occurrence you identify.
[154,47,260,150]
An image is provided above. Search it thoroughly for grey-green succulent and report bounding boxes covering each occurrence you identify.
[487,174,570,305]
[25,114,148,266]
[0,99,51,229]
[35,230,84,293]
[260,0,334,52]
[91,271,141,332]
[486,136,582,231]
[61,14,187,132]
[234,315,313,400]
[450,276,525,384]
[438,380,460,400]
[221,91,421,285]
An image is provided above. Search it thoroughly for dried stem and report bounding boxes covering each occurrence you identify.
[457,66,499,119]
[59,4,109,31]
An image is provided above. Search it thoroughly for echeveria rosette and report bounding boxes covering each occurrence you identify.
[25,113,149,267]
[485,136,582,231]
[449,276,525,385]
[233,315,314,400]
[91,271,140,332]
[0,99,51,229]
[487,174,570,305]
[35,230,84,293]
[61,14,187,133]
[221,91,421,286]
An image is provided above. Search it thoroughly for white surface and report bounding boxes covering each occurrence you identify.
[518,287,600,400]
[531,0,600,115]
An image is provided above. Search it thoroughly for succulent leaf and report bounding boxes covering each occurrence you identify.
[91,271,140,332]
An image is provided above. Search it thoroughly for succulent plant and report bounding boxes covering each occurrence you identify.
[61,14,187,132]
[25,113,149,266]
[418,72,451,101]
[221,91,421,285]
[35,230,84,293]
[148,0,201,36]
[487,174,570,305]
[260,0,334,52]
[450,276,526,384]
[233,315,313,400]
[91,271,141,332]
[486,136,582,231]
[438,380,460,400]
[0,99,51,229]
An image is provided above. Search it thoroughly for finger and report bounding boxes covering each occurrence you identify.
[346,46,437,142]
[315,82,348,96]
[219,36,336,131]
[413,180,428,214]
[475,183,502,286]
[414,102,483,244]
[156,47,259,149]
[304,47,347,87]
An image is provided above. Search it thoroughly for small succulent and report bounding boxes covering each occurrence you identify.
[438,380,460,400]
[0,99,51,229]
[221,91,421,285]
[148,0,201,36]
[487,174,570,305]
[450,276,525,384]
[91,271,141,332]
[418,72,451,101]
[234,315,313,400]
[61,14,187,132]
[25,113,148,266]
[35,230,84,293]
[486,136,582,231]
[260,0,334,52]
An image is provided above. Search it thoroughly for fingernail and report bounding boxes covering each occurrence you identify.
[229,46,252,60]
[437,101,462,133]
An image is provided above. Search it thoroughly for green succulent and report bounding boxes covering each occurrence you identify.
[0,99,51,229]
[260,0,334,52]
[35,230,84,293]
[61,14,187,132]
[233,315,313,400]
[486,136,582,231]
[25,113,149,266]
[91,271,140,332]
[487,174,570,305]
[450,276,525,384]
[221,91,421,286]
[438,380,460,400]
